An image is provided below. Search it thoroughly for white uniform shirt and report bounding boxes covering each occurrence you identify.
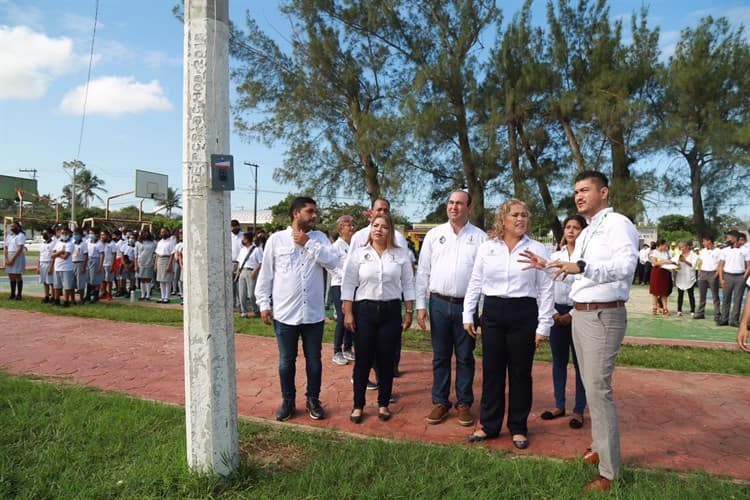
[72,241,88,263]
[172,242,183,260]
[698,247,721,272]
[550,247,575,306]
[672,251,697,290]
[341,244,416,302]
[230,231,243,262]
[102,241,116,266]
[638,247,650,265]
[87,240,104,263]
[329,237,350,287]
[719,246,748,274]
[53,240,74,272]
[39,239,56,263]
[255,227,339,325]
[569,207,639,303]
[237,244,263,270]
[155,238,175,257]
[462,235,554,336]
[123,244,135,263]
[136,240,156,268]
[6,231,25,255]
[415,221,487,310]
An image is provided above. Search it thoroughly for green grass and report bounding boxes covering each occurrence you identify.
[1,372,747,499]
[1,298,748,377]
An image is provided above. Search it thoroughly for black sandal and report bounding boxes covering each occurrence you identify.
[350,408,363,424]
[540,408,566,420]
[512,435,529,449]
[569,414,584,429]
[378,407,391,421]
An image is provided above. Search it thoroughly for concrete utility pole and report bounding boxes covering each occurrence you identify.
[181,0,239,475]
[243,162,259,233]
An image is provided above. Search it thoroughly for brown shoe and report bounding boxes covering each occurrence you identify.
[456,403,474,426]
[583,448,600,466]
[583,475,612,492]
[426,403,450,424]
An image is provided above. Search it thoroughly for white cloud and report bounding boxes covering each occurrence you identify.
[0,25,78,99]
[143,50,182,68]
[59,75,173,116]
[0,0,43,30]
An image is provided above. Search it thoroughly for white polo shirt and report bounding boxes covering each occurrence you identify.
[698,247,721,272]
[720,246,748,274]
[53,239,74,272]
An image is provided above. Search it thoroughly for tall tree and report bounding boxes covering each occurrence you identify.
[231,0,410,205]
[649,17,750,237]
[156,187,182,218]
[62,168,107,209]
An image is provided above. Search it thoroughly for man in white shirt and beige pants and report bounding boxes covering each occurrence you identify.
[256,197,339,423]
[531,171,638,493]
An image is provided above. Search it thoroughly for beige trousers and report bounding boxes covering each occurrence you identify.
[572,306,627,480]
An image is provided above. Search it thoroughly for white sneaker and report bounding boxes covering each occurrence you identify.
[332,352,348,366]
[676,311,682,317]
[342,349,356,361]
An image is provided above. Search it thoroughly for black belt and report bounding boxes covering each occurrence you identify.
[431,292,464,304]
[357,299,400,305]
[724,272,744,276]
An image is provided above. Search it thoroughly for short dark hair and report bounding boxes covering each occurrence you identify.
[289,196,316,219]
[449,190,472,206]
[739,232,747,241]
[726,229,741,238]
[574,170,609,188]
[371,198,390,210]
[242,231,254,241]
[231,219,240,227]
[701,236,714,243]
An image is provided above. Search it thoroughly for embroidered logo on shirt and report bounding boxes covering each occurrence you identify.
[439,236,446,244]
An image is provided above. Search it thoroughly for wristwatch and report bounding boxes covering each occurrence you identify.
[576,260,586,274]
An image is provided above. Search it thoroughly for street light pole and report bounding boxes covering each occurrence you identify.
[243,162,259,233]
[62,160,82,225]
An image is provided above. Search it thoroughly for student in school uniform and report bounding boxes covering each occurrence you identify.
[171,229,182,297]
[86,228,105,303]
[154,228,175,304]
[100,230,116,301]
[112,229,126,297]
[51,226,76,307]
[71,228,89,304]
[38,227,56,303]
[3,220,26,300]
[173,232,184,304]
[135,229,157,301]
[121,231,137,296]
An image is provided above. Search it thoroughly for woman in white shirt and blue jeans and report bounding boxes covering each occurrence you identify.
[342,214,415,423]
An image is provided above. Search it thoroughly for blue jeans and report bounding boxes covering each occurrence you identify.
[429,295,475,407]
[329,286,353,353]
[550,304,586,414]
[273,320,324,401]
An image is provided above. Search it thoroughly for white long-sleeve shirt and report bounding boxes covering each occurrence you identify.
[329,237,350,287]
[415,221,487,310]
[462,235,554,336]
[341,244,415,302]
[255,227,339,325]
[550,247,575,306]
[569,207,639,303]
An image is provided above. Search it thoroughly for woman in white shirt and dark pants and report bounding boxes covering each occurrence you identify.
[463,199,554,449]
[342,214,415,423]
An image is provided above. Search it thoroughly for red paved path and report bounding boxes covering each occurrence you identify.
[1,309,748,481]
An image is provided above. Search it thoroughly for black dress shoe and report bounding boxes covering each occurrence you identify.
[467,430,498,443]
[540,408,565,420]
[306,397,325,420]
[350,409,363,424]
[275,399,295,421]
[378,407,391,421]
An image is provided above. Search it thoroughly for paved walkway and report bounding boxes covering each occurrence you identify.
[0,309,748,481]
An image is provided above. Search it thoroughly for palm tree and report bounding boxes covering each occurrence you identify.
[157,187,182,217]
[62,167,107,208]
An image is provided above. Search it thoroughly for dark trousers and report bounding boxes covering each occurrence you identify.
[634,262,644,284]
[479,296,537,437]
[550,304,586,415]
[352,300,401,409]
[273,320,324,401]
[429,295,476,408]
[329,286,352,353]
[721,273,746,326]
[697,270,720,320]
[642,262,652,285]
[676,285,696,313]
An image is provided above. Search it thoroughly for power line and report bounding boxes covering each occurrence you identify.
[76,0,100,161]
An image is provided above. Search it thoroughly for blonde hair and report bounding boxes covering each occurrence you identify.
[490,199,530,239]
[367,214,399,249]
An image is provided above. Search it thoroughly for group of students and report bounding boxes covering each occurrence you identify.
[639,231,750,326]
[258,171,638,492]
[7,223,183,307]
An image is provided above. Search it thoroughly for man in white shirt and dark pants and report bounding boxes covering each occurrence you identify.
[543,171,638,493]
[256,197,339,422]
[416,191,487,426]
[695,236,721,321]
[717,230,749,327]
[230,219,243,308]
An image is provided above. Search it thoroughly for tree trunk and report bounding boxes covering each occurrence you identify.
[454,95,485,229]
[507,122,526,199]
[688,155,708,238]
[347,99,381,203]
[560,116,586,173]
[609,126,637,221]
[516,121,563,242]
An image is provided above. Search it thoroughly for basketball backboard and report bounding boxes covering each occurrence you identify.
[0,175,38,201]
[135,170,168,201]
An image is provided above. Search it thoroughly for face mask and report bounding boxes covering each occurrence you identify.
[61,235,71,242]
[73,235,82,243]
[11,227,19,234]
[128,238,135,245]
[88,234,96,241]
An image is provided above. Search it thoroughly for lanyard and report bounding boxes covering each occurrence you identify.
[578,212,609,260]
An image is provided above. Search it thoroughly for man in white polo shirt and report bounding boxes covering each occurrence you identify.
[695,236,721,321]
[528,171,638,493]
[717,230,749,327]
[256,197,339,422]
[415,190,487,427]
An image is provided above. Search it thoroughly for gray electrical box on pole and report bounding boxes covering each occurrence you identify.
[181,0,239,475]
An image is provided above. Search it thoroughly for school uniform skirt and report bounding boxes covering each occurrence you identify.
[5,252,25,274]
[39,262,54,285]
[155,255,172,282]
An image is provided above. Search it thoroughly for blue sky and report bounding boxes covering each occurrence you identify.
[1,0,749,221]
